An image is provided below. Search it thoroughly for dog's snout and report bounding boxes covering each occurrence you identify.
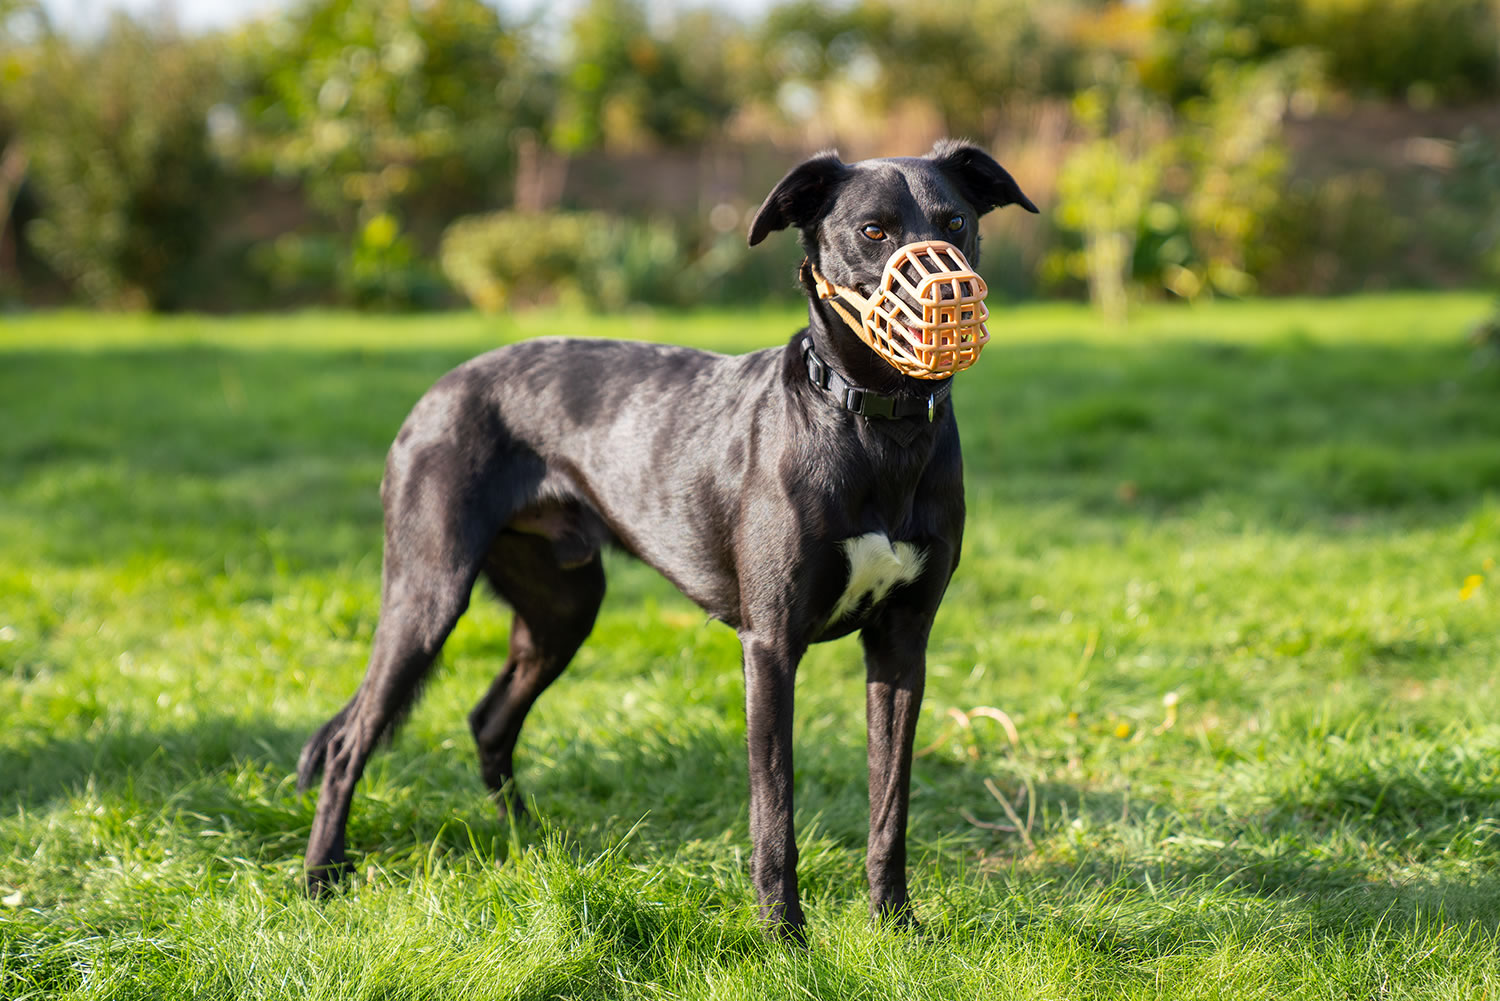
[891,260,924,310]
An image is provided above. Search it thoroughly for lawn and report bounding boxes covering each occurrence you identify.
[2,294,1498,999]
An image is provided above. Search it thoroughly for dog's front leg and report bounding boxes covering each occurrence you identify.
[740,631,807,941]
[861,609,931,925]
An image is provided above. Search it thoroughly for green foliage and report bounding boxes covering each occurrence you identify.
[1258,172,1403,294]
[2,297,1499,996]
[441,210,687,310]
[1052,55,1317,311]
[751,0,1083,135]
[341,211,445,310]
[230,0,550,308]
[0,18,229,308]
[238,0,545,220]
[1170,55,1315,297]
[440,208,815,312]
[1143,0,1500,104]
[1448,129,1500,284]
[1475,302,1500,362]
[1049,73,1168,321]
[550,0,733,153]
[5,0,1500,312]
[1302,0,1500,103]
[1257,128,1500,295]
[247,211,444,310]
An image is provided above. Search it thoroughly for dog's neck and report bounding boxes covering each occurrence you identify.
[803,297,944,398]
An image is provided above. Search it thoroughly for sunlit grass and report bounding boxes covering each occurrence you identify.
[2,293,1499,998]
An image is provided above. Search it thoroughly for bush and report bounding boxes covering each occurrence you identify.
[1303,0,1499,103]
[441,209,815,312]
[1173,56,1313,296]
[1474,303,1500,363]
[1258,128,1500,295]
[249,212,445,310]
[1258,173,1403,294]
[1143,0,1500,104]
[237,0,547,224]
[441,210,687,311]
[0,19,230,308]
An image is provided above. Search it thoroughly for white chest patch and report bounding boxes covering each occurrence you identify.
[829,532,927,623]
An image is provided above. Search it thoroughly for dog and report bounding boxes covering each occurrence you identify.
[296,139,1037,940]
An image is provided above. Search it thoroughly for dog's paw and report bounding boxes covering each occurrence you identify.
[760,902,809,947]
[304,856,353,898]
[492,782,532,827]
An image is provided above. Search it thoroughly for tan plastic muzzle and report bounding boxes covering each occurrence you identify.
[809,240,990,380]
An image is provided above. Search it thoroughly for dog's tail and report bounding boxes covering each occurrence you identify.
[295,682,432,792]
[296,700,353,792]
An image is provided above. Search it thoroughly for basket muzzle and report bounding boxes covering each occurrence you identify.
[809,239,990,380]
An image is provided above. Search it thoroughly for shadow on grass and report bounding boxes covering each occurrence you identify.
[0,712,307,815]
[1029,846,1500,958]
[6,701,1497,951]
[958,770,1500,948]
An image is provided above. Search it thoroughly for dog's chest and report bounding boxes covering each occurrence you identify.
[829,532,926,623]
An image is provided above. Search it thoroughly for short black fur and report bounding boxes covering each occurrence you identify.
[298,140,1036,941]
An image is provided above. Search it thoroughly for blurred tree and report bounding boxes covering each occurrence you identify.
[1052,51,1315,311]
[236,0,552,306]
[747,0,1094,138]
[1142,0,1499,104]
[0,0,39,264]
[1173,55,1316,297]
[0,14,229,308]
[1051,70,1168,323]
[549,0,735,153]
[238,0,551,229]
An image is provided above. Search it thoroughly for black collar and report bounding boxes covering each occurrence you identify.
[802,339,951,422]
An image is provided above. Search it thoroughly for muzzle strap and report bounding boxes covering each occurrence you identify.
[802,258,868,332]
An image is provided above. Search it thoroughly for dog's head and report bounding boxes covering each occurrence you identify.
[749,140,1037,380]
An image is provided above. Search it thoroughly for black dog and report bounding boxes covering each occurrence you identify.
[297,139,1037,939]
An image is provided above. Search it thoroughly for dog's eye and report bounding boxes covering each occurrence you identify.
[861,224,886,241]
[947,215,965,233]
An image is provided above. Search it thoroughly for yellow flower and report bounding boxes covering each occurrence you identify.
[362,213,399,250]
[1114,722,1132,739]
[1460,574,1483,601]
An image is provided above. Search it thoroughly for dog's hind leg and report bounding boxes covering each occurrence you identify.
[468,532,605,818]
[303,551,481,893]
[302,425,514,894]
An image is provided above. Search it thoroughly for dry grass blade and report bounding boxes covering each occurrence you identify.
[967,706,1020,748]
[983,777,1037,853]
[958,808,1018,833]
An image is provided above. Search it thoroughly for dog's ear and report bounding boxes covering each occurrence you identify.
[927,139,1039,216]
[747,151,850,247]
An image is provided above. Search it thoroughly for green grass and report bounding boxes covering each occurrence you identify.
[2,293,1499,999]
